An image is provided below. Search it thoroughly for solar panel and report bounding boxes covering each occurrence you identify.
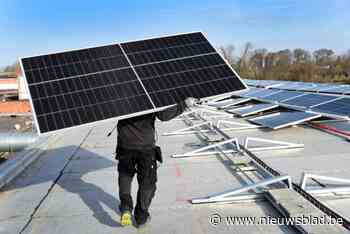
[321,86,350,95]
[245,79,350,95]
[227,103,278,117]
[21,32,247,134]
[255,80,281,88]
[121,33,246,107]
[262,90,305,102]
[246,89,281,98]
[208,97,251,108]
[243,79,257,86]
[311,97,350,117]
[235,87,262,97]
[22,45,154,134]
[221,97,252,108]
[271,82,296,90]
[303,83,332,92]
[282,93,339,108]
[249,111,321,129]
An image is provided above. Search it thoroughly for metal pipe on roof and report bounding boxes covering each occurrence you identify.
[0,132,37,152]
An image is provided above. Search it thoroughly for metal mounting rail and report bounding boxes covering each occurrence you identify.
[194,109,350,231]
[242,141,350,230]
[292,183,350,230]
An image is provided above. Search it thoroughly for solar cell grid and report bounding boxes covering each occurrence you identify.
[282,93,339,108]
[29,67,153,133]
[121,32,207,53]
[249,111,321,129]
[22,45,129,84]
[262,91,305,102]
[237,88,263,97]
[246,89,281,98]
[322,86,350,94]
[312,97,350,116]
[133,52,244,107]
[124,42,216,65]
[228,103,278,117]
[21,32,247,134]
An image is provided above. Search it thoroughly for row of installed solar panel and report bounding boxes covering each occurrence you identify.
[244,79,350,95]
[248,111,321,129]
[236,87,350,117]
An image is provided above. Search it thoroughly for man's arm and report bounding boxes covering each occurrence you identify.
[156,101,187,121]
[156,97,198,121]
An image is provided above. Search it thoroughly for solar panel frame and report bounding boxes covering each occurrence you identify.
[235,87,263,97]
[220,97,252,108]
[227,103,278,117]
[20,49,156,134]
[208,97,252,109]
[122,33,248,107]
[261,90,306,102]
[281,93,341,108]
[248,111,321,129]
[245,89,282,98]
[321,86,350,94]
[20,32,248,135]
[311,97,350,117]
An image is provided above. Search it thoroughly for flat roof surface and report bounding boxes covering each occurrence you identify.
[0,107,350,233]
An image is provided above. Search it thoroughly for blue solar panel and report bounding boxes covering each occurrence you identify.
[227,103,278,117]
[249,111,321,129]
[237,87,263,97]
[246,89,281,98]
[282,94,339,108]
[321,86,350,94]
[262,90,305,102]
[208,97,251,108]
[311,97,350,117]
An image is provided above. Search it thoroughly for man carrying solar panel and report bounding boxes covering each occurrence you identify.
[115,97,198,228]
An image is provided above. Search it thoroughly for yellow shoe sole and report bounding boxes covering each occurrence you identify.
[120,212,132,227]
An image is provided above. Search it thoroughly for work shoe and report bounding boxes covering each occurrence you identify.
[120,211,132,227]
[137,216,151,229]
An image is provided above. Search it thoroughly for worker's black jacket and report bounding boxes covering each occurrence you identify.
[117,102,187,150]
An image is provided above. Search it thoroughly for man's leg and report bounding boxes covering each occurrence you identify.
[134,150,157,226]
[117,152,136,225]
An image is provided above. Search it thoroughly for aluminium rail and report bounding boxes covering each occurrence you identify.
[190,107,350,231]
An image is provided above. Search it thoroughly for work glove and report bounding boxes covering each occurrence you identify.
[184,97,199,108]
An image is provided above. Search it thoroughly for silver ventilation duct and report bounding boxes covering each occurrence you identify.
[0,132,38,152]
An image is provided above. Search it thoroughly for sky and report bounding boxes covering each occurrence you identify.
[0,0,349,68]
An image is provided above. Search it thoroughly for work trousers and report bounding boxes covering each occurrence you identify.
[116,147,157,224]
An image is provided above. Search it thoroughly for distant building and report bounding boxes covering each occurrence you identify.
[0,78,18,96]
[0,71,30,115]
[0,69,29,100]
[17,76,29,100]
[0,72,17,79]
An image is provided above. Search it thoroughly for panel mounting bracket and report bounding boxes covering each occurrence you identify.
[191,175,292,204]
[163,121,213,136]
[244,137,304,152]
[216,120,261,131]
[172,137,240,158]
[300,172,350,196]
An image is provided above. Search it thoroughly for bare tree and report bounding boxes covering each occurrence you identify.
[313,49,334,65]
[276,49,292,66]
[1,61,20,73]
[238,42,253,71]
[346,50,350,59]
[251,48,268,69]
[293,48,311,64]
[218,45,235,65]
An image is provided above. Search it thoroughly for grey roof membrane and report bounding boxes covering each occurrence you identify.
[0,109,350,233]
